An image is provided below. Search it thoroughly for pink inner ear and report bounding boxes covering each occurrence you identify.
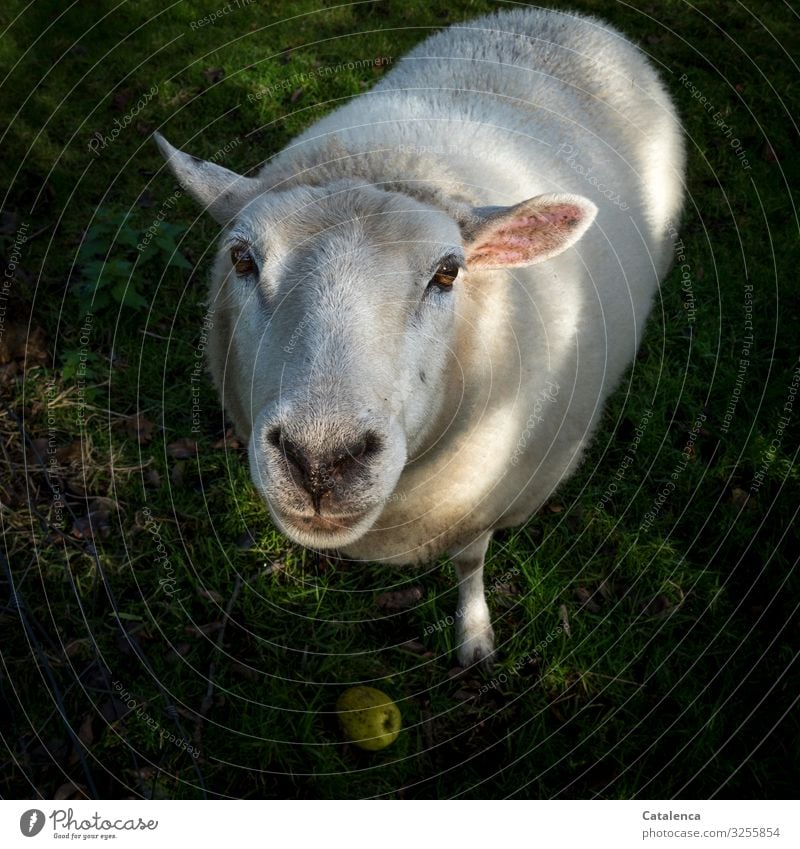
[501,205,584,233]
[468,202,588,268]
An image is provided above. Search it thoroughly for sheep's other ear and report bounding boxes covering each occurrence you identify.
[153,133,261,224]
[461,193,598,269]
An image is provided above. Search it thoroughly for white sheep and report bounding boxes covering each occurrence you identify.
[155,7,685,666]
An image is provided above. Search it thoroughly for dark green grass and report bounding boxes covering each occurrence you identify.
[1,0,798,799]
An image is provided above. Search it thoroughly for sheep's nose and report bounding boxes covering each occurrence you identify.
[267,427,381,510]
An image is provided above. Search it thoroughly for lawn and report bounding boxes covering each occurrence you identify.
[1,0,798,799]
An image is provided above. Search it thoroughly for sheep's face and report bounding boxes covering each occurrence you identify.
[219,185,465,548]
[155,134,597,549]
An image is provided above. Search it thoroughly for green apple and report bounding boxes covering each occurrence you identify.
[336,686,402,751]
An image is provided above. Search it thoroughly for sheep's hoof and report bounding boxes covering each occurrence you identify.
[457,628,496,669]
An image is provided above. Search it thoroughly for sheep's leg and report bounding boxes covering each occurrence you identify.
[450,532,495,667]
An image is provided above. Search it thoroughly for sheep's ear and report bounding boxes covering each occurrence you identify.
[462,193,597,269]
[153,133,261,224]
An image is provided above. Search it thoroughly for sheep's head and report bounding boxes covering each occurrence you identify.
[155,134,596,549]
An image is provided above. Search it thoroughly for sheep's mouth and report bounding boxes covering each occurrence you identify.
[291,511,364,533]
[270,504,379,548]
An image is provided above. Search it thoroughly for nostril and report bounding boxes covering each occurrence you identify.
[338,431,383,472]
[352,431,383,461]
[266,426,283,451]
[267,427,309,475]
[265,425,383,506]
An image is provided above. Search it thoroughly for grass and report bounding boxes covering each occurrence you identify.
[1,0,798,799]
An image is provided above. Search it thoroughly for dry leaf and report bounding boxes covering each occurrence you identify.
[124,413,155,444]
[203,67,225,83]
[198,588,223,604]
[0,360,19,386]
[375,586,424,610]
[78,714,95,747]
[0,324,48,366]
[167,437,197,458]
[170,461,185,486]
[71,500,113,540]
[728,487,751,508]
[642,594,675,618]
[212,427,242,450]
[63,638,88,658]
[399,639,431,656]
[231,660,259,681]
[54,781,88,800]
[559,603,571,637]
[575,586,601,613]
[262,560,286,577]
[31,438,82,465]
[30,438,49,462]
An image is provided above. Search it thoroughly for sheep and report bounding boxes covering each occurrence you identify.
[155,7,685,666]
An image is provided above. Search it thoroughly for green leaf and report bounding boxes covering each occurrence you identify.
[111,278,147,308]
[115,228,142,248]
[168,251,193,269]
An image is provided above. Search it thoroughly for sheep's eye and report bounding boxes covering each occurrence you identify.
[428,257,460,290]
[231,245,256,277]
